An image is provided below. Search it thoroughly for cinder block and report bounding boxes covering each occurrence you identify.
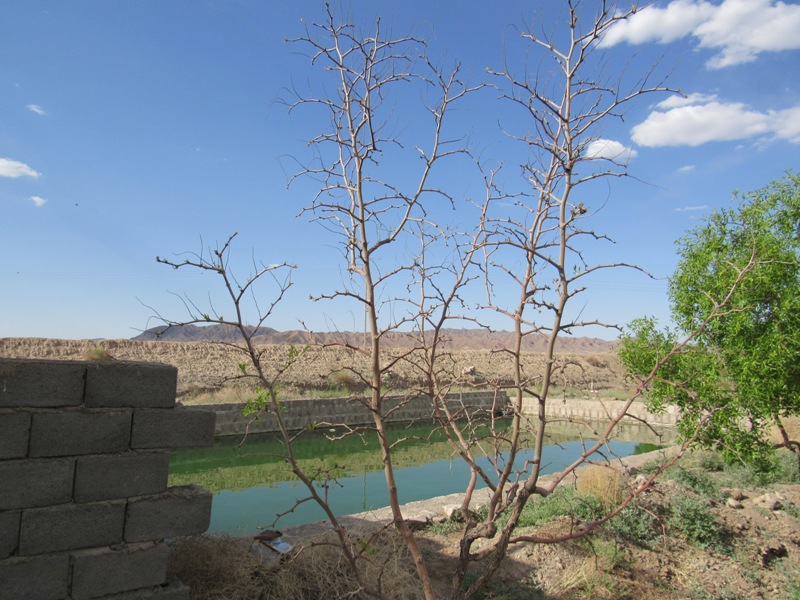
[0,554,70,600]
[74,451,170,502]
[85,361,178,408]
[101,576,191,599]
[0,510,21,559]
[0,359,86,408]
[131,408,215,449]
[19,500,126,555]
[0,410,31,459]
[71,542,168,599]
[29,409,132,457]
[0,458,74,510]
[125,485,212,542]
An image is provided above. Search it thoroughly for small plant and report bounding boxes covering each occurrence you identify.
[516,488,603,528]
[668,495,727,552]
[609,507,660,545]
[328,369,363,393]
[666,467,721,500]
[720,449,800,488]
[575,467,627,513]
[696,451,725,472]
[81,347,115,361]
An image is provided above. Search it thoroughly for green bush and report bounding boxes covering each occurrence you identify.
[609,507,660,544]
[721,449,800,487]
[668,495,726,552]
[666,467,721,500]
[516,489,603,528]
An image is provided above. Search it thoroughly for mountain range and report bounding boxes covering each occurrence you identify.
[133,324,616,353]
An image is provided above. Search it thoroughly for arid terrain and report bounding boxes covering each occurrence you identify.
[0,332,628,401]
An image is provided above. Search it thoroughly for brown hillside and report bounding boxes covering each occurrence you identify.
[0,337,628,399]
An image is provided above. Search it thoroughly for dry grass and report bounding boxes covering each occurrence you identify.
[574,466,627,512]
[169,529,424,600]
[168,535,265,600]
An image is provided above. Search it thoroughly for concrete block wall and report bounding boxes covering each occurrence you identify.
[0,358,216,600]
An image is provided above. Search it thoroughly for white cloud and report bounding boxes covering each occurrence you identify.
[656,93,718,109]
[26,104,47,116]
[603,0,800,68]
[631,95,800,147]
[675,205,709,211]
[602,0,715,46]
[0,158,41,178]
[677,165,696,173]
[29,196,47,207]
[584,139,638,163]
[770,106,800,144]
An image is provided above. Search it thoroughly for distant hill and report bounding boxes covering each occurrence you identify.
[133,324,615,353]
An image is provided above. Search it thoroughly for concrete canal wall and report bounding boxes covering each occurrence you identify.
[0,358,216,600]
[194,391,677,437]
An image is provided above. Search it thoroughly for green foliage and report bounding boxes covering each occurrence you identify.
[668,495,726,552]
[515,488,603,528]
[619,173,800,469]
[718,448,800,488]
[609,507,660,544]
[666,467,722,500]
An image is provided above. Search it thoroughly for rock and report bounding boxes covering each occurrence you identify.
[726,498,743,509]
[753,492,783,511]
[729,488,746,501]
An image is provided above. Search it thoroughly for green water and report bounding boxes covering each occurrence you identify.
[169,419,671,535]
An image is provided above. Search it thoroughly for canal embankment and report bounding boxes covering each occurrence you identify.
[186,391,678,438]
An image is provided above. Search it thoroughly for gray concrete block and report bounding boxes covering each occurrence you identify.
[0,458,74,510]
[0,510,21,559]
[85,361,178,409]
[19,500,126,555]
[125,485,212,542]
[101,576,191,599]
[74,451,170,502]
[71,541,168,599]
[0,553,70,600]
[131,408,215,449]
[0,359,86,408]
[0,410,31,459]
[29,408,132,457]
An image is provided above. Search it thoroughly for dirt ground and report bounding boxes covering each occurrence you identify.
[171,449,800,600]
[415,477,800,599]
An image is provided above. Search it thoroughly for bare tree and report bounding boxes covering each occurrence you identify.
[440,2,678,596]
[284,5,485,597]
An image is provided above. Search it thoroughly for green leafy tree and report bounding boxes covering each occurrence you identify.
[620,173,800,469]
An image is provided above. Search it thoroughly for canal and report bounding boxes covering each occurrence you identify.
[169,419,672,535]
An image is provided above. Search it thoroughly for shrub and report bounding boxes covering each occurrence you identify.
[575,467,627,513]
[666,467,721,500]
[668,495,726,552]
[609,507,660,545]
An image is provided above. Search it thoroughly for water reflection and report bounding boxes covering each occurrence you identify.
[169,419,674,534]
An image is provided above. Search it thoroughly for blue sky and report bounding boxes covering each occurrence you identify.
[1,0,798,341]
